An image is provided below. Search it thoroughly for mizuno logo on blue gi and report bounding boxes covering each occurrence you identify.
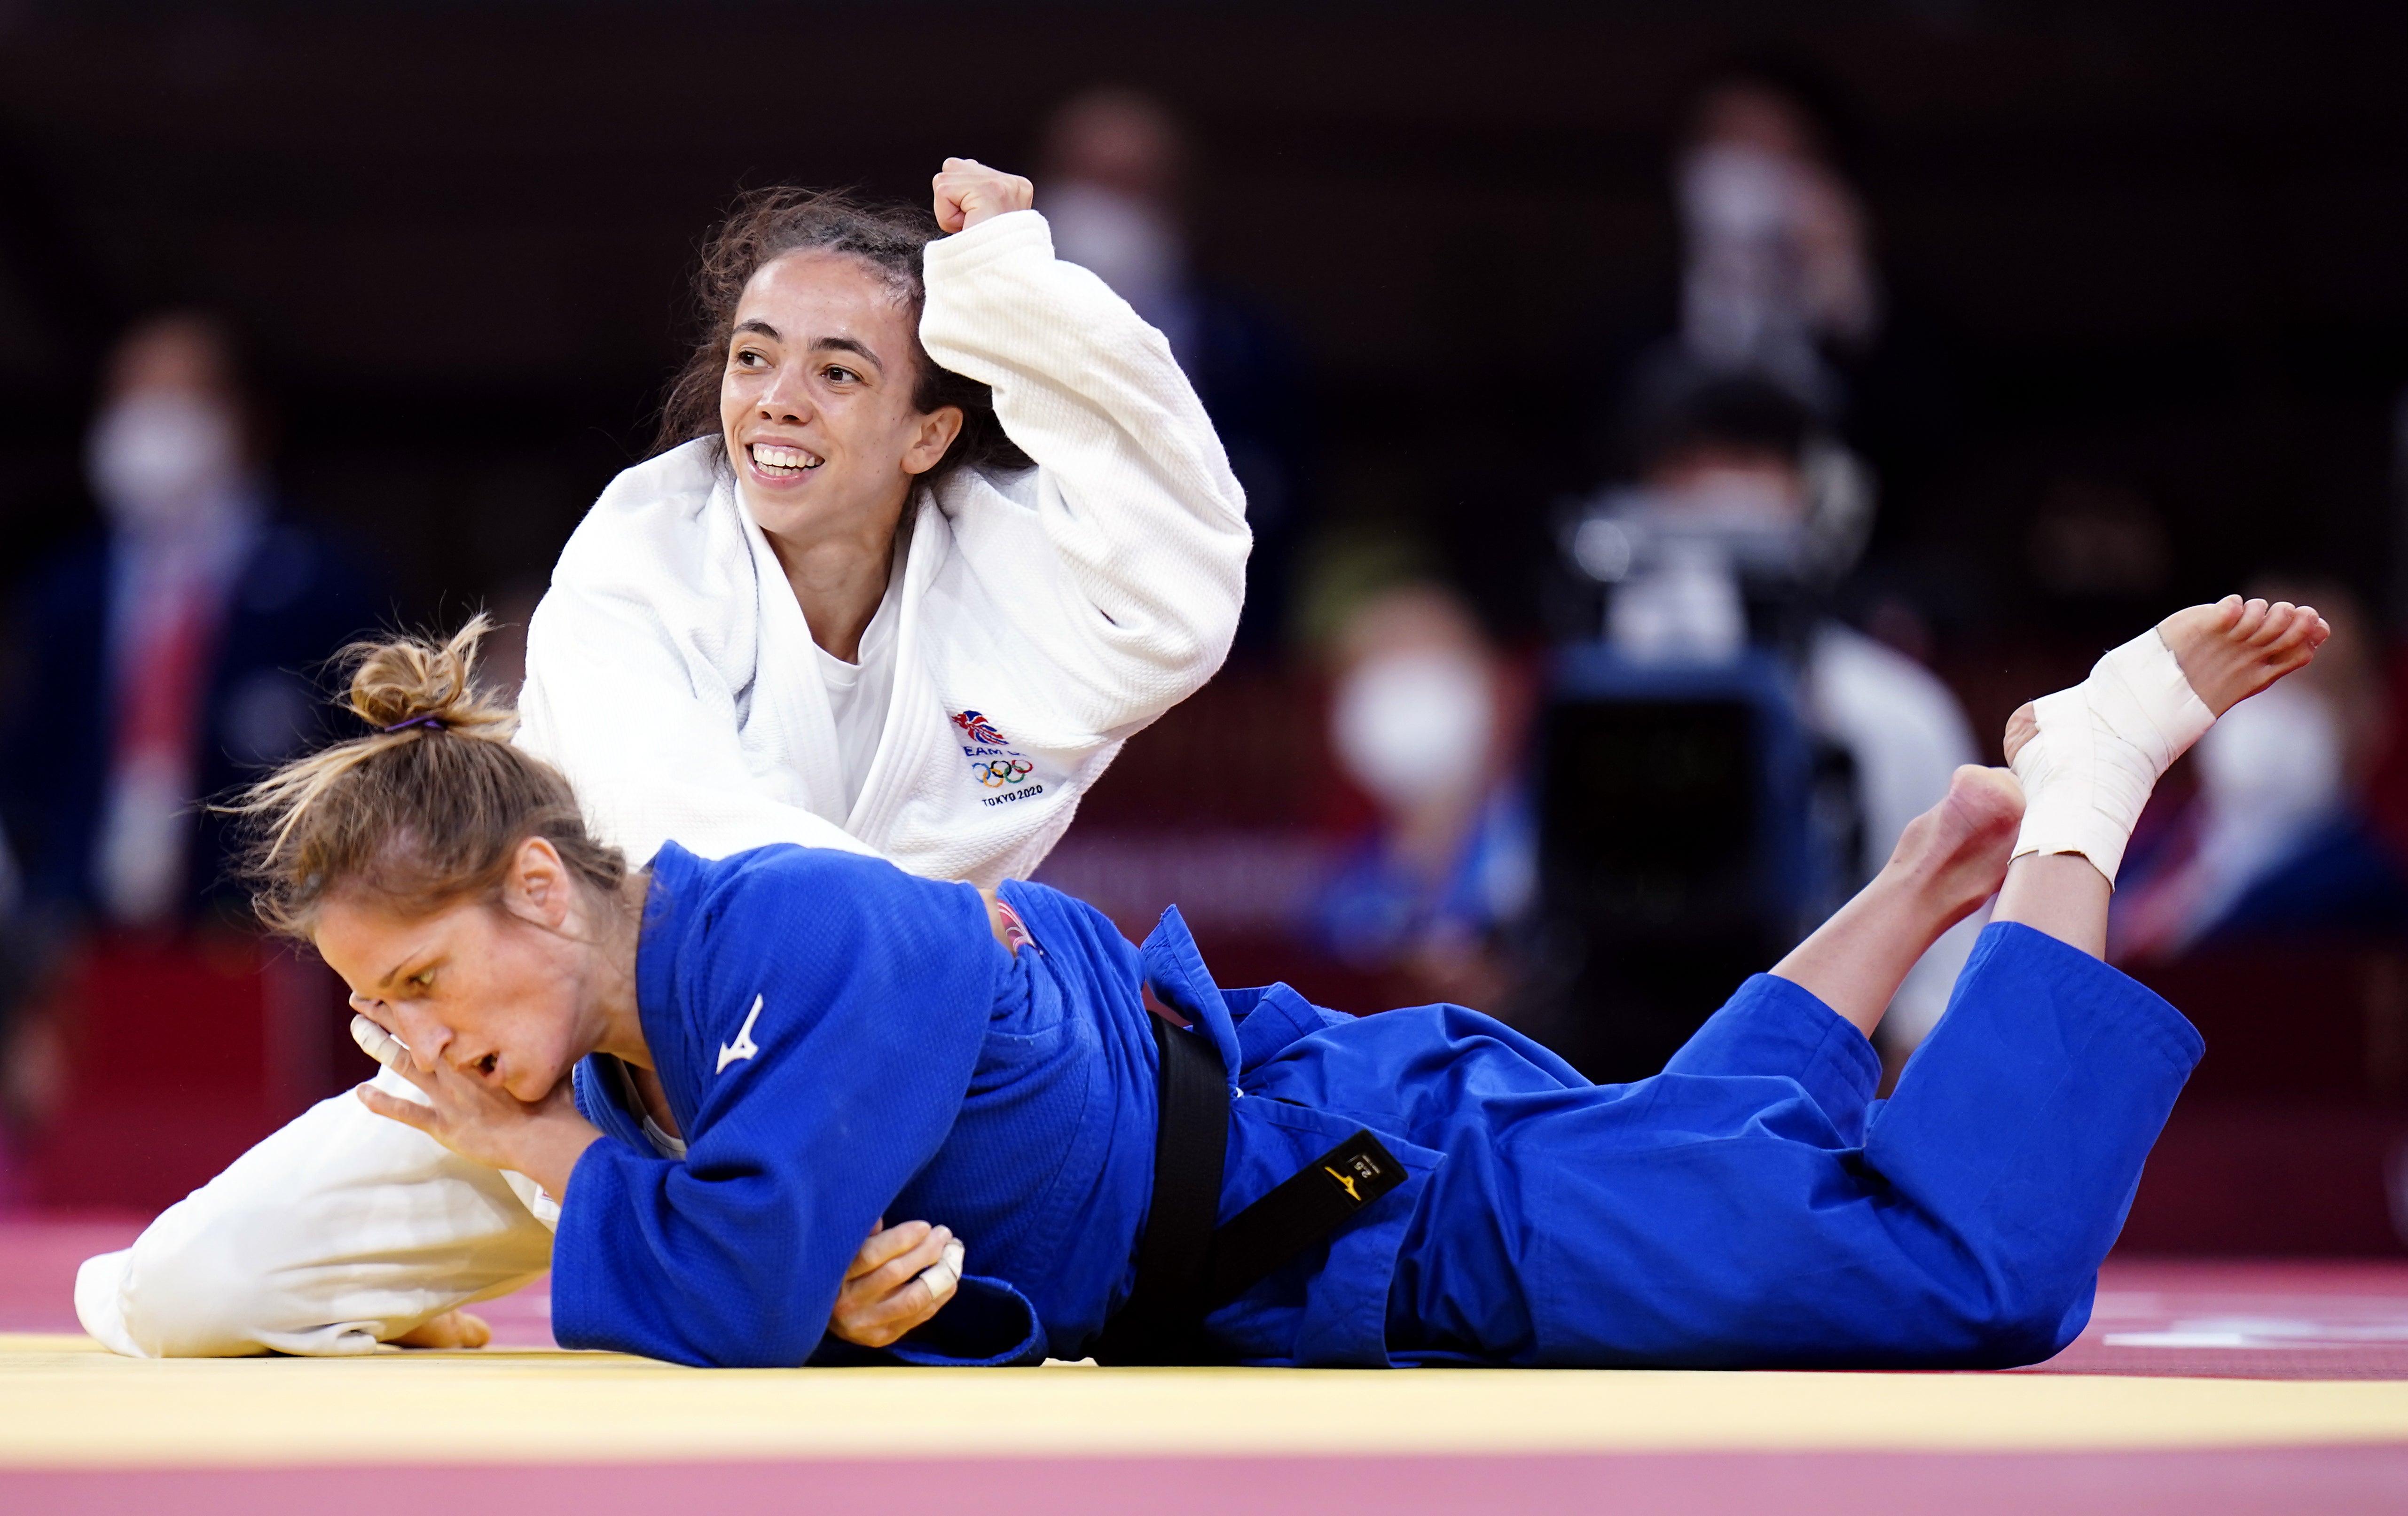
[718,995,763,1073]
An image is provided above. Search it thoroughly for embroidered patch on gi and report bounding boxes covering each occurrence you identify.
[951,709,1046,809]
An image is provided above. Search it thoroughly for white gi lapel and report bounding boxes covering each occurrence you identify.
[847,491,944,839]
[724,479,849,826]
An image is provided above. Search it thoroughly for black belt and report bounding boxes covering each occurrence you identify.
[1089,1011,1405,1366]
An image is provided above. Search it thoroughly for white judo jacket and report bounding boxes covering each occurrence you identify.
[75,209,1249,1357]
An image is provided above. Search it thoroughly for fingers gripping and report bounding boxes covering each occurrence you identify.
[831,1219,964,1347]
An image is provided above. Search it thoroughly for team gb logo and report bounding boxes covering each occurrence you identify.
[952,710,1045,809]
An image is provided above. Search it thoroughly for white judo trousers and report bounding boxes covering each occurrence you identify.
[75,208,1251,1357]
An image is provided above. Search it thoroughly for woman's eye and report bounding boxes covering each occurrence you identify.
[409,971,435,991]
[732,348,765,368]
[823,365,857,384]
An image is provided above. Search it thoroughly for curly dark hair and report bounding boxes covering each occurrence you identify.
[652,186,1031,481]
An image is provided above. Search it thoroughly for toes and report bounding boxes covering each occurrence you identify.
[2246,601,2299,648]
[2229,597,2271,643]
[2263,606,2321,654]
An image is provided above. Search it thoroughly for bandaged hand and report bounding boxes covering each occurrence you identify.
[353,1016,602,1200]
[830,1218,964,1348]
[933,157,1033,234]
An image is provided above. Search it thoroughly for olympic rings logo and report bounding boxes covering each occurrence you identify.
[977,758,1035,788]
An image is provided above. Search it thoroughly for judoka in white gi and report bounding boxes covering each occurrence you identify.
[76,158,1250,1357]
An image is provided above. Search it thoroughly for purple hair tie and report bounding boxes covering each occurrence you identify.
[384,715,445,734]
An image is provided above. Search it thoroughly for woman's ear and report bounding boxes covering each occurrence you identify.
[501,836,574,929]
[901,405,966,477]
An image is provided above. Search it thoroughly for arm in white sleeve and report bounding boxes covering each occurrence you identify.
[75,1071,554,1358]
[918,209,1251,741]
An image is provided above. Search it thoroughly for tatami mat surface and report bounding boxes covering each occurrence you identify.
[7,1219,2408,1511]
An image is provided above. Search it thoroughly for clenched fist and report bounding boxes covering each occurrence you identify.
[933,157,1034,234]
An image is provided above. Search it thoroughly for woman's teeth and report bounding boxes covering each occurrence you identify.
[751,443,823,477]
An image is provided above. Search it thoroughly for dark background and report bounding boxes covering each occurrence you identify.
[0,0,2402,656]
[0,0,2402,1241]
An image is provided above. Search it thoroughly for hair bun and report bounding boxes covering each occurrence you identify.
[343,614,517,740]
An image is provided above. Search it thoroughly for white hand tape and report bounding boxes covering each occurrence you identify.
[917,1238,965,1302]
[350,1013,412,1072]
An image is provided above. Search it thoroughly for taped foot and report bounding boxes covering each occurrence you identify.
[2002,596,2330,884]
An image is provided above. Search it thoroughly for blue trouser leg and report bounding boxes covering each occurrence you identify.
[1400,921,2201,1368]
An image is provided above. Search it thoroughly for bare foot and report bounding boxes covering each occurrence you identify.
[1771,765,2024,1038]
[2003,595,2331,764]
[2159,594,2330,715]
[1883,764,2025,930]
[390,1309,492,1350]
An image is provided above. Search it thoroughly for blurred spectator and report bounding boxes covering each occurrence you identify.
[0,313,379,1198]
[1608,57,1881,432]
[1312,582,1535,1009]
[2114,580,2408,960]
[0,313,378,929]
[1556,374,1981,1066]
[1041,86,1305,650]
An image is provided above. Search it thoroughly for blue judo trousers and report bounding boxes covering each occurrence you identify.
[551,843,2203,1371]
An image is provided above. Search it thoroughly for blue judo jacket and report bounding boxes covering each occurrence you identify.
[552,841,1444,1368]
[553,841,2202,1370]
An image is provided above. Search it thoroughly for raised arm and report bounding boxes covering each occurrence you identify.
[918,164,1252,740]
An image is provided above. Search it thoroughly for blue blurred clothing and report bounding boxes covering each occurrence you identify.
[556,841,2199,1370]
[2208,815,2408,941]
[0,513,381,922]
[1312,786,1536,971]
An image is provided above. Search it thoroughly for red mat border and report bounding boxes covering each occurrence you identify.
[6,1447,2408,1516]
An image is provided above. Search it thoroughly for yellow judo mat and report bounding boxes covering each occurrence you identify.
[6,1331,2407,1470]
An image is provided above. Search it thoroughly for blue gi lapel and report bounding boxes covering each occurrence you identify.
[1137,906,1244,1090]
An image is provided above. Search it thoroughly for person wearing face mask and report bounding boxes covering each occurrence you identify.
[76,159,1250,1358]
[1314,583,1535,1009]
[0,313,378,1212]
[2112,580,2408,960]
[0,313,378,931]
[1040,87,1303,652]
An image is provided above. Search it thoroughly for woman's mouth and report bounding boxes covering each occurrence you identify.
[748,442,824,478]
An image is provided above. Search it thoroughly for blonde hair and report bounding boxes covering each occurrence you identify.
[231,616,626,937]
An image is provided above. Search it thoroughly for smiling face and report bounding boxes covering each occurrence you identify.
[313,847,615,1103]
[718,249,964,549]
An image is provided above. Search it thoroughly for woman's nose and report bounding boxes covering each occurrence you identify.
[386,1006,450,1071]
[755,361,815,422]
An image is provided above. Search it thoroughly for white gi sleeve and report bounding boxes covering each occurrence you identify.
[918,209,1251,742]
[75,1070,554,1358]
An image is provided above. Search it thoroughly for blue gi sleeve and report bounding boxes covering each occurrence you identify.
[550,847,1004,1368]
[808,1274,1050,1368]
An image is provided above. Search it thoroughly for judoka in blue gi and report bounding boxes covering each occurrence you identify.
[245,597,2330,1370]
